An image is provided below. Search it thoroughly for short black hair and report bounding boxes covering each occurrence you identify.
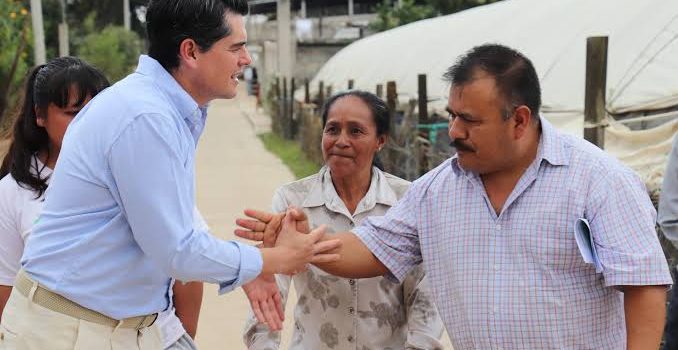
[321,90,390,137]
[443,44,541,119]
[146,0,249,71]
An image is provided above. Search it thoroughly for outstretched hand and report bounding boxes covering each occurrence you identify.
[242,274,284,331]
[235,207,310,248]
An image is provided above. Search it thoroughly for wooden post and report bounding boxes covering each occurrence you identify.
[318,81,325,108]
[385,81,397,172]
[417,74,428,124]
[348,79,354,90]
[304,78,310,103]
[272,76,282,135]
[275,76,281,98]
[290,78,296,138]
[584,36,608,148]
[326,85,333,99]
[386,81,397,132]
[282,77,289,138]
[376,84,383,99]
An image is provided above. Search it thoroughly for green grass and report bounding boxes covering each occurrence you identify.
[258,132,320,179]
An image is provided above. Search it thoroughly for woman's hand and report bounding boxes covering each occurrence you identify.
[242,274,284,331]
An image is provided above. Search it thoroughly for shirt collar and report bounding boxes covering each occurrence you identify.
[135,55,207,140]
[302,166,399,210]
[537,117,569,166]
[449,116,569,176]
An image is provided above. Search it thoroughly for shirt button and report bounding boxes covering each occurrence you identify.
[494,264,500,271]
[347,335,354,342]
[495,224,501,230]
[348,307,355,314]
[349,279,355,286]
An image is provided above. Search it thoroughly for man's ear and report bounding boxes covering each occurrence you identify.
[512,105,532,140]
[177,38,200,69]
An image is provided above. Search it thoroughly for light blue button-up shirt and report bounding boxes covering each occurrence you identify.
[21,55,263,319]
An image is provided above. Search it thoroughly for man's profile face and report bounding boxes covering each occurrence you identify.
[447,71,515,175]
[194,13,252,100]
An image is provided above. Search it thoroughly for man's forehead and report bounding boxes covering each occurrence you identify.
[449,76,499,102]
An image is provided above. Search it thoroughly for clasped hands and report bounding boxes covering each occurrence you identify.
[235,207,340,331]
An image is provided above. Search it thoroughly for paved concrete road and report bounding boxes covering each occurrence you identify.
[193,90,298,349]
[193,88,452,349]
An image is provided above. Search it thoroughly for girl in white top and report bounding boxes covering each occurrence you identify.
[0,57,201,350]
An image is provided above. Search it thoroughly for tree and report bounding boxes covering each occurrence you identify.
[76,13,142,82]
[0,0,32,126]
[426,0,503,15]
[370,0,504,32]
[370,0,435,32]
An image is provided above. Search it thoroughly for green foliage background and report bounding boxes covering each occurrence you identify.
[0,0,32,129]
[370,0,503,32]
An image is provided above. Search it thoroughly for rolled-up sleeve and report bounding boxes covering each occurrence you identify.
[353,183,422,283]
[109,114,262,292]
[587,164,672,287]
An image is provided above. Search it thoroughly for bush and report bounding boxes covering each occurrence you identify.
[0,0,32,128]
[78,26,142,82]
[76,14,142,83]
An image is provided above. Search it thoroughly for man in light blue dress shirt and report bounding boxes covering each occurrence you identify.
[0,1,338,349]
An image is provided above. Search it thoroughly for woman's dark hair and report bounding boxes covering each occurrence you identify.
[146,0,249,72]
[0,56,110,198]
[320,90,390,169]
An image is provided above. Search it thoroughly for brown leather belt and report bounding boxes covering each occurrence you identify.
[15,270,157,330]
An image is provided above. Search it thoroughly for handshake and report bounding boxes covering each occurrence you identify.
[234,207,342,330]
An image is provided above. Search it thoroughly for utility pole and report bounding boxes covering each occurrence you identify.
[58,0,69,56]
[348,0,354,19]
[30,0,46,64]
[124,0,131,30]
[277,0,292,79]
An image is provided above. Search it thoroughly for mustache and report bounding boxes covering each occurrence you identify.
[451,139,475,152]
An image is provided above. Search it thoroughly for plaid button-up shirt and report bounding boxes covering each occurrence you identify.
[354,119,672,349]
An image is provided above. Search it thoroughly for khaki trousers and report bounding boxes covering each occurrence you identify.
[0,289,162,350]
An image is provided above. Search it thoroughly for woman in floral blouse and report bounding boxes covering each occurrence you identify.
[241,90,444,349]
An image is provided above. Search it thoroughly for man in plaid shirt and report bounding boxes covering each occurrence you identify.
[244,44,672,349]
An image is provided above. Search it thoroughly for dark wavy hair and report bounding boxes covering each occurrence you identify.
[0,56,110,198]
[443,43,541,122]
[146,0,249,72]
[320,90,391,169]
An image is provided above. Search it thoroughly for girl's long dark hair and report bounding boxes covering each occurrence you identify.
[0,57,109,198]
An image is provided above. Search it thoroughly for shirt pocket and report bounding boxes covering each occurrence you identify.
[519,223,581,295]
[0,323,18,347]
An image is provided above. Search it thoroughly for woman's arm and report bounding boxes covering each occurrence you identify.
[0,285,11,321]
[172,281,203,339]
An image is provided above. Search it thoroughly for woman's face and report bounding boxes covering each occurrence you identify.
[322,96,386,179]
[36,86,90,152]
